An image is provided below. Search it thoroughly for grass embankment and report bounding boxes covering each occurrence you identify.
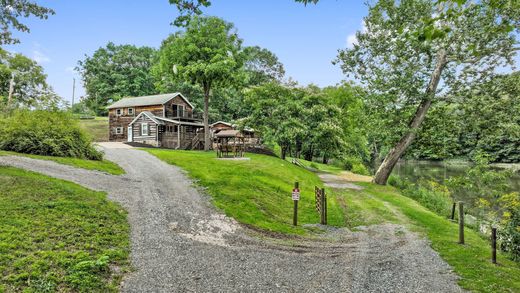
[0,167,130,292]
[0,150,124,175]
[148,150,519,292]
[342,183,520,292]
[78,117,108,142]
[286,156,344,174]
[146,150,347,234]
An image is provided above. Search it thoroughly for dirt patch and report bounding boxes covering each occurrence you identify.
[338,171,373,182]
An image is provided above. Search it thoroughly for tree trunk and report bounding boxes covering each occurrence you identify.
[203,82,210,151]
[281,145,288,160]
[322,154,328,164]
[373,49,447,185]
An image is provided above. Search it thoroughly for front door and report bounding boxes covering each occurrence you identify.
[127,126,133,142]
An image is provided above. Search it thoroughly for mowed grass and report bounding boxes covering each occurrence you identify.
[78,117,108,142]
[146,150,346,234]
[0,166,130,292]
[286,156,344,174]
[0,150,124,175]
[342,183,520,293]
[147,149,520,292]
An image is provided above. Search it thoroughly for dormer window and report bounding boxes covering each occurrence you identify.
[128,108,134,115]
[116,108,122,116]
[173,104,185,118]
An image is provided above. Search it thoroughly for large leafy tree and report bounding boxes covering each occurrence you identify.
[335,0,519,184]
[0,48,59,109]
[154,16,243,150]
[76,42,157,115]
[0,0,54,45]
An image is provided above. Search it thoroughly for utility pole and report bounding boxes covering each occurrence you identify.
[7,72,15,108]
[72,78,76,107]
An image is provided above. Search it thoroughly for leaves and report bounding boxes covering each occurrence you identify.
[0,0,55,45]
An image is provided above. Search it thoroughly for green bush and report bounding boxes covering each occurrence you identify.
[389,176,452,216]
[0,110,102,160]
[500,208,520,261]
[343,156,370,175]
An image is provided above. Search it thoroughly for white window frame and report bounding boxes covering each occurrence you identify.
[116,108,122,116]
[115,127,123,135]
[127,108,134,115]
[141,123,149,136]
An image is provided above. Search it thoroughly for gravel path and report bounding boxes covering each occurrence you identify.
[0,145,464,292]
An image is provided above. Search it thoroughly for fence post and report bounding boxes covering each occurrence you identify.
[450,202,456,221]
[322,188,327,225]
[458,201,464,244]
[293,182,299,226]
[492,227,497,264]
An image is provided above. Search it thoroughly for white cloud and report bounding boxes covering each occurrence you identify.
[32,50,51,64]
[346,20,367,48]
[65,66,75,73]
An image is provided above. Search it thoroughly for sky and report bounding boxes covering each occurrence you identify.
[5,0,369,104]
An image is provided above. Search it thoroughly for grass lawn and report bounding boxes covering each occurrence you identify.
[0,150,124,175]
[286,156,344,174]
[147,150,520,292]
[0,166,130,292]
[78,117,108,142]
[340,183,520,293]
[146,150,347,234]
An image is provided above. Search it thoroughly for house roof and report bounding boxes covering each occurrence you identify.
[129,111,164,125]
[155,117,204,127]
[107,93,195,109]
[210,121,233,127]
[216,129,243,138]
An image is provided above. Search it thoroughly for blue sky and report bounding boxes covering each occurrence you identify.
[5,0,368,103]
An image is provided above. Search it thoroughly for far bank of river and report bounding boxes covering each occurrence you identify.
[392,160,520,207]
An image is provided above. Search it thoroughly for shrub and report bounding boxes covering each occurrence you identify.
[500,208,520,261]
[389,176,452,216]
[0,110,102,160]
[343,156,370,175]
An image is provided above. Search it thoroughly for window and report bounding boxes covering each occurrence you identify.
[141,123,148,136]
[173,104,185,117]
[128,108,134,115]
[116,108,122,116]
[115,127,123,135]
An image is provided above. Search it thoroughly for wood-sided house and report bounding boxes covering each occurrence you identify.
[107,93,205,149]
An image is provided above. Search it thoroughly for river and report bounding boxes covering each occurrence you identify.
[392,160,520,208]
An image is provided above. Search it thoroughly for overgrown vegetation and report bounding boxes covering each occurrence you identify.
[0,166,130,292]
[78,116,109,142]
[0,110,102,160]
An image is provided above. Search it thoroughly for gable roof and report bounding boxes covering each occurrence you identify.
[210,121,233,127]
[107,93,195,109]
[129,111,164,125]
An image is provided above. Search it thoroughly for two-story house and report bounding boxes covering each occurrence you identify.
[107,93,205,149]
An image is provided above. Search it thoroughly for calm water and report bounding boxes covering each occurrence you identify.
[392,160,520,200]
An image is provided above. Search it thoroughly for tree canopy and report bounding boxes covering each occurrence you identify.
[0,0,55,45]
[0,48,59,109]
[76,42,157,115]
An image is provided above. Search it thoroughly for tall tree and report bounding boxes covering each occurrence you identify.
[335,0,519,184]
[154,16,243,150]
[0,0,55,45]
[0,48,59,109]
[76,42,157,115]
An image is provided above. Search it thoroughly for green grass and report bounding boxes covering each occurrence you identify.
[350,183,520,293]
[0,150,124,175]
[286,156,344,174]
[146,149,519,292]
[78,117,108,142]
[146,150,346,234]
[0,166,130,292]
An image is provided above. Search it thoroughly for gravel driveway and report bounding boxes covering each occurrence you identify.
[0,144,464,292]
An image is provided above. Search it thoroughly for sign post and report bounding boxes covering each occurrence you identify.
[292,182,300,226]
